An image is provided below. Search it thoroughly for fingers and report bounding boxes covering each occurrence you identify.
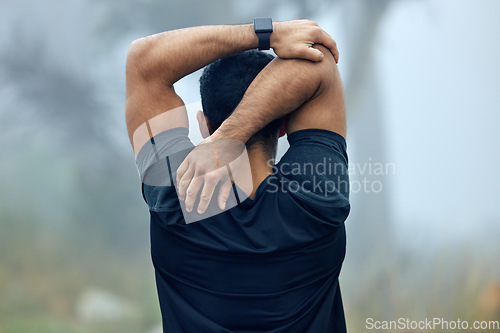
[218,178,233,210]
[320,30,339,63]
[196,172,220,214]
[184,175,203,212]
[307,22,339,64]
[275,20,339,63]
[303,46,325,62]
[177,166,194,201]
[176,159,189,186]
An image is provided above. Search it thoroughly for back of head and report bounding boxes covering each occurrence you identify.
[200,50,281,157]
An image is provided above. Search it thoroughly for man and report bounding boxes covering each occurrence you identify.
[126,19,350,332]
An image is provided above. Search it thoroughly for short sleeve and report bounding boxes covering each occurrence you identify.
[276,129,350,222]
[135,127,194,211]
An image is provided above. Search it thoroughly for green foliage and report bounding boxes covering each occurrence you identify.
[0,208,160,333]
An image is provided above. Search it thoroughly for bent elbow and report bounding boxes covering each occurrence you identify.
[127,39,145,69]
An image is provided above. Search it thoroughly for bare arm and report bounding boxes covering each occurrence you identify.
[126,24,258,151]
[214,43,345,142]
[125,20,339,151]
[177,44,345,213]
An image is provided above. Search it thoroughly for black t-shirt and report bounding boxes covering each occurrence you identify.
[136,127,350,332]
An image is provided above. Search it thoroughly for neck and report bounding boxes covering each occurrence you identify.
[247,147,274,199]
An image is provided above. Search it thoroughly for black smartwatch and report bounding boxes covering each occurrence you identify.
[254,17,273,50]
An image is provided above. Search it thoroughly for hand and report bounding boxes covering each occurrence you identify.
[271,20,339,63]
[176,134,250,215]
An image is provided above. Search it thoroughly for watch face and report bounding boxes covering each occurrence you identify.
[254,18,273,33]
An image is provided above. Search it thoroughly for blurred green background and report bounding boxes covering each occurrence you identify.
[1,0,499,332]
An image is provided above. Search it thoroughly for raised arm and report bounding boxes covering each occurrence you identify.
[177,43,345,213]
[213,43,345,142]
[126,24,257,152]
[125,20,339,151]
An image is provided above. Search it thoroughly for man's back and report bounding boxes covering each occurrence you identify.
[126,19,348,332]
[138,127,350,332]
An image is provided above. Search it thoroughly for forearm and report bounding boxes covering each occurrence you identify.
[127,24,258,85]
[214,52,326,142]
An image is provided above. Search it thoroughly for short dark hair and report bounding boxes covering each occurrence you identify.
[199,50,281,156]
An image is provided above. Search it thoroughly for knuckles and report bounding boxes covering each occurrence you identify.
[300,19,318,26]
[204,173,219,184]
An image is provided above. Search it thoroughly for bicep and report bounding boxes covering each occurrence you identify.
[285,45,346,139]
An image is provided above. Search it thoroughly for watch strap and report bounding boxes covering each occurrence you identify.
[257,32,271,50]
[254,18,273,50]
